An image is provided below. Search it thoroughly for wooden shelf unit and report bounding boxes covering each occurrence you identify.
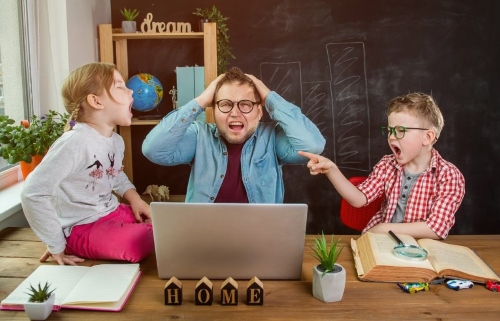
[98,24,217,182]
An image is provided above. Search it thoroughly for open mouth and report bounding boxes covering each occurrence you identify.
[229,121,244,131]
[391,144,401,156]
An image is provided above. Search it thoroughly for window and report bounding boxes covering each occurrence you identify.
[0,0,32,177]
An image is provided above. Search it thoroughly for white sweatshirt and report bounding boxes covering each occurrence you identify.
[21,123,135,254]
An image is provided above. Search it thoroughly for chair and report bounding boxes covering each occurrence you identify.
[340,176,384,231]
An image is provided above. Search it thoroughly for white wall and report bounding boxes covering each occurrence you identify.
[67,0,111,71]
[37,0,111,115]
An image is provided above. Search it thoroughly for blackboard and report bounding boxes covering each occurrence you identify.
[112,0,500,235]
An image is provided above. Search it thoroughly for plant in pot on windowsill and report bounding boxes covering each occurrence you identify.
[120,7,139,33]
[193,5,235,74]
[0,110,70,179]
[23,281,56,321]
[310,232,345,303]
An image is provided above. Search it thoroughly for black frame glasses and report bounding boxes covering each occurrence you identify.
[381,126,429,139]
[216,99,260,114]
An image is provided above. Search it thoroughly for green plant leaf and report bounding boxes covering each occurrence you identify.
[0,111,70,164]
[24,281,55,303]
[120,8,139,21]
[309,231,344,276]
[193,5,235,73]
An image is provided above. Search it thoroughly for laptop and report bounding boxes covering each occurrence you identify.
[150,202,308,280]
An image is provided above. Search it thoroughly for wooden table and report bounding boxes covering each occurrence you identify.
[1,228,499,320]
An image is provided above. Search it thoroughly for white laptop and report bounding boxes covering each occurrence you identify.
[150,202,308,280]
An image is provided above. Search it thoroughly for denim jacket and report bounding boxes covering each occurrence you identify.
[142,91,325,203]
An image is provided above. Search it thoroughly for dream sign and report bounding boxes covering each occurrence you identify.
[140,13,192,33]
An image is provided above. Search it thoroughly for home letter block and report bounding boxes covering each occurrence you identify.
[164,276,182,305]
[246,276,264,305]
[221,277,238,305]
[195,276,213,305]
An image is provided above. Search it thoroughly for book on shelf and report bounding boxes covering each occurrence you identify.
[351,232,500,283]
[0,263,141,312]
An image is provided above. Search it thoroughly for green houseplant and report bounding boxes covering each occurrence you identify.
[309,232,346,303]
[193,5,235,74]
[25,282,56,303]
[23,281,56,320]
[120,7,139,33]
[0,110,69,164]
[120,8,139,21]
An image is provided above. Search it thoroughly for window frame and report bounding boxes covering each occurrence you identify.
[0,0,35,186]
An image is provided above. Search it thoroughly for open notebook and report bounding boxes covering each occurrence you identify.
[150,202,308,280]
[1,264,140,312]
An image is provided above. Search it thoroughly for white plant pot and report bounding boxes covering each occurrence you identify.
[121,21,137,33]
[24,293,55,321]
[312,264,346,303]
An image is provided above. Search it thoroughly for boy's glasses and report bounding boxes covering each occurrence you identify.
[381,126,429,139]
[216,99,260,114]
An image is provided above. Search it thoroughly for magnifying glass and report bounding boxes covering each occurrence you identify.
[388,230,428,261]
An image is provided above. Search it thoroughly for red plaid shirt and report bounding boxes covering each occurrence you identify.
[358,149,465,239]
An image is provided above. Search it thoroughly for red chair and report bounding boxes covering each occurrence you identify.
[340,176,384,231]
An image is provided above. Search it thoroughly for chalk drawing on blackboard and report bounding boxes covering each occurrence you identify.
[302,81,333,158]
[259,62,302,108]
[327,42,371,171]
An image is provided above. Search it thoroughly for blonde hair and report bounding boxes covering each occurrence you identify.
[61,62,119,131]
[387,92,444,140]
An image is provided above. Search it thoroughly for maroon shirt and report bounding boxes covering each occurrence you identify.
[215,142,249,203]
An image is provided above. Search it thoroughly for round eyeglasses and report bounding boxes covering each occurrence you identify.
[216,99,260,114]
[381,126,429,139]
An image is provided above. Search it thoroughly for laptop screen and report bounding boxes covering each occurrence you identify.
[150,202,308,280]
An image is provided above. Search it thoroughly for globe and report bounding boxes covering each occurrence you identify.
[126,73,164,112]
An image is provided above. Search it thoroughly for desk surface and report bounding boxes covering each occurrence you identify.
[1,228,499,321]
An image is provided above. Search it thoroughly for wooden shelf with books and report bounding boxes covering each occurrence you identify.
[97,23,217,183]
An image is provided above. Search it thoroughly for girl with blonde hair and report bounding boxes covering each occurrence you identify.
[22,62,153,265]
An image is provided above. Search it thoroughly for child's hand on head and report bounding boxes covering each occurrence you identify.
[298,151,336,175]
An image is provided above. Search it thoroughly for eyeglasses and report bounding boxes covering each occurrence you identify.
[216,99,260,114]
[381,126,429,139]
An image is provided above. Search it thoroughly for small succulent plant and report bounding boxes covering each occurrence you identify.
[25,282,55,303]
[309,232,343,276]
[120,8,139,21]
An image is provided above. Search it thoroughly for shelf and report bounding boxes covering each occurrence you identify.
[98,23,217,183]
[131,118,161,126]
[112,32,204,40]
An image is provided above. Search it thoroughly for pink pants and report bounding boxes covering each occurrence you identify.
[65,204,154,263]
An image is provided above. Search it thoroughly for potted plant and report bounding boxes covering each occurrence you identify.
[309,232,346,302]
[193,5,235,74]
[23,281,56,320]
[0,110,70,178]
[120,7,139,33]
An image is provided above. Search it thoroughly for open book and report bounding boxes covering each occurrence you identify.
[0,264,140,312]
[351,232,500,283]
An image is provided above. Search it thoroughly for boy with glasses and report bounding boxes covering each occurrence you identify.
[143,67,325,203]
[300,93,465,239]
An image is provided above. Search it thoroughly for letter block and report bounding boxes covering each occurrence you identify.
[164,277,182,305]
[221,277,238,305]
[246,276,264,305]
[195,276,213,305]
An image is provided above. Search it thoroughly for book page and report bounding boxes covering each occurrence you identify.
[367,232,435,270]
[0,265,89,307]
[418,239,500,281]
[62,264,139,305]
